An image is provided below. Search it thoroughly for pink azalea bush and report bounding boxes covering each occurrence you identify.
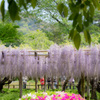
[19,91,85,100]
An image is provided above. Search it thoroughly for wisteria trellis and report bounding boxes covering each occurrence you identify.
[0,44,100,80]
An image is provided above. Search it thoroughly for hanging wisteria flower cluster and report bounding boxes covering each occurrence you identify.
[0,44,100,80]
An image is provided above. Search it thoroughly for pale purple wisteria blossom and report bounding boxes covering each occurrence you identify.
[67,46,75,78]
[73,50,80,79]
[17,50,25,77]
[37,56,43,78]
[41,57,47,76]
[48,44,60,77]
[97,47,100,79]
[90,47,98,78]
[77,50,86,78]
[3,50,12,77]
[0,51,4,77]
[0,45,100,81]
[10,50,19,78]
[85,51,91,79]
[58,46,69,78]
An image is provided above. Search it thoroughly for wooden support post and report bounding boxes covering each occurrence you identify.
[29,83,30,89]
[0,76,1,82]
[57,77,59,89]
[62,79,68,91]
[35,78,38,92]
[91,78,97,100]
[13,85,15,89]
[81,73,85,98]
[19,72,22,98]
[87,78,90,100]
[51,76,54,89]
[38,85,39,89]
[8,84,10,89]
[44,75,46,92]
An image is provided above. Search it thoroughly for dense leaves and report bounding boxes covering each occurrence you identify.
[84,29,91,45]
[74,33,81,50]
[31,0,37,8]
[22,30,54,50]
[8,0,20,21]
[0,22,23,47]
[0,0,5,21]
[0,0,100,49]
[57,3,68,17]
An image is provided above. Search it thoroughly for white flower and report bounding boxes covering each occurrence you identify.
[27,93,32,97]
[45,96,51,100]
[31,95,36,99]
[43,92,47,95]
[22,95,27,98]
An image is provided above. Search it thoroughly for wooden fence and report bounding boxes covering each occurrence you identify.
[3,84,75,90]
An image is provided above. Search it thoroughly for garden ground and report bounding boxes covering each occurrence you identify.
[0,80,100,100]
[0,87,100,100]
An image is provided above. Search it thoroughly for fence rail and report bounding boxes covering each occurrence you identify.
[3,84,75,89]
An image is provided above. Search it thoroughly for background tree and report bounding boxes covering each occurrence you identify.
[21,30,54,50]
[1,0,100,49]
[0,21,23,47]
[41,22,71,44]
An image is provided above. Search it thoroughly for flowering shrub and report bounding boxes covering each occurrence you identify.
[19,91,85,100]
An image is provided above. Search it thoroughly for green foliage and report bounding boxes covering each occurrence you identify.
[0,88,100,100]
[0,89,34,100]
[0,0,5,21]
[93,10,100,27]
[0,22,23,47]
[31,0,37,8]
[42,23,71,45]
[0,0,100,49]
[79,33,100,47]
[68,0,97,49]
[84,29,91,45]
[57,3,68,17]
[74,33,81,50]
[8,0,20,21]
[22,30,54,50]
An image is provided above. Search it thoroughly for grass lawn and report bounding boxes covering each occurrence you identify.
[1,80,100,100]
[0,88,78,100]
[0,89,34,100]
[0,87,100,100]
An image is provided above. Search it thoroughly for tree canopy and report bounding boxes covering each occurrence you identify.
[21,30,54,50]
[0,22,23,47]
[0,0,100,49]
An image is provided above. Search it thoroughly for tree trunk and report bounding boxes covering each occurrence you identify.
[35,78,38,92]
[90,78,97,100]
[62,79,68,91]
[0,76,1,82]
[87,78,90,100]
[19,72,22,98]
[77,79,81,95]
[8,84,10,89]
[96,81,100,93]
[51,76,54,89]
[81,73,85,98]
[0,83,3,92]
[44,75,46,92]
[57,77,59,89]
[0,77,9,92]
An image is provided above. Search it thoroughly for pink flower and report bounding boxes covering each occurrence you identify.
[21,92,85,100]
